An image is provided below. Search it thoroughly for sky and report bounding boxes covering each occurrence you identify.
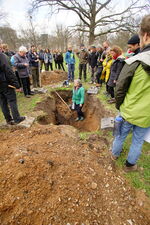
[1,0,78,34]
[1,0,149,35]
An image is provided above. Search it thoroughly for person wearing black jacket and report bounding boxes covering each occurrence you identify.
[28,45,40,88]
[88,46,98,83]
[107,46,125,103]
[0,50,25,124]
[57,51,65,71]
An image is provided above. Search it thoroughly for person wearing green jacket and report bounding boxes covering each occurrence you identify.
[111,15,150,172]
[72,79,85,121]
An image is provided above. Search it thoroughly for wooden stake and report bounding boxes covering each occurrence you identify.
[55,91,72,112]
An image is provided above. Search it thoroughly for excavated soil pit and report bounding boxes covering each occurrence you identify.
[36,90,111,132]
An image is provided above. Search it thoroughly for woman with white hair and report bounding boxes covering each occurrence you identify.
[72,79,85,121]
[14,46,32,98]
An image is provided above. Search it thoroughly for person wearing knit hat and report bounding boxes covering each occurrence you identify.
[127,34,140,55]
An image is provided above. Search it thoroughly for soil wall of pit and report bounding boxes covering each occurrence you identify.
[35,90,111,132]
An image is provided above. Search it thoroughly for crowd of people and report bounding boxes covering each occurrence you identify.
[0,14,149,172]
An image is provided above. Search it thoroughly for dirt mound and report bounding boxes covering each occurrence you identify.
[36,90,112,132]
[0,125,150,225]
[41,70,67,86]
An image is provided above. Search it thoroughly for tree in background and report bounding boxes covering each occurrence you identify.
[31,0,149,45]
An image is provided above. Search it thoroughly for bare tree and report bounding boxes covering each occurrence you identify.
[0,26,19,50]
[31,0,149,44]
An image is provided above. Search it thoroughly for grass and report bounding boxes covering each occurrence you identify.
[0,92,42,123]
[116,133,150,197]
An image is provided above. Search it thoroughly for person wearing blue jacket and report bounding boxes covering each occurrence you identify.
[65,47,75,82]
[72,79,85,121]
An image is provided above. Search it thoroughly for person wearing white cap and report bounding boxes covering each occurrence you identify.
[14,46,33,98]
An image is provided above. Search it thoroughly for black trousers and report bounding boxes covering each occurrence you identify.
[15,71,21,87]
[0,85,21,122]
[45,62,53,71]
[58,62,65,71]
[54,61,58,69]
[96,67,103,84]
[108,86,114,98]
[79,64,87,80]
[20,77,31,96]
[75,104,84,118]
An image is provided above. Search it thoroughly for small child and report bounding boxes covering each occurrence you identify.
[72,79,85,121]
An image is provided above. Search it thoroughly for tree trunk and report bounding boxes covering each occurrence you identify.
[89,32,95,45]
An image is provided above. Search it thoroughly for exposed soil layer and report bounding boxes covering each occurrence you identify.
[36,90,112,132]
[41,70,67,86]
[0,125,150,225]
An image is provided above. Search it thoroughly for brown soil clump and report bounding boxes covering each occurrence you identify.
[41,70,67,86]
[0,125,150,225]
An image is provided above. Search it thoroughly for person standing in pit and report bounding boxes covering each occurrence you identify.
[72,79,85,121]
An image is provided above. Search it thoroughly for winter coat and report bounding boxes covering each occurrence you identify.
[28,50,39,67]
[115,44,150,128]
[76,50,89,64]
[39,50,45,61]
[14,53,29,78]
[72,86,85,105]
[56,53,64,63]
[44,52,53,64]
[0,52,19,89]
[101,56,113,83]
[88,52,98,68]
[65,51,75,65]
[107,56,125,87]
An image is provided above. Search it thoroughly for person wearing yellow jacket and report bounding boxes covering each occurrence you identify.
[101,53,113,94]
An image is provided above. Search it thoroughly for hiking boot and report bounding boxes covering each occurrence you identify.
[108,98,116,104]
[7,120,15,125]
[15,116,26,124]
[75,117,80,122]
[25,95,31,98]
[124,164,138,172]
[110,154,118,161]
[79,116,84,121]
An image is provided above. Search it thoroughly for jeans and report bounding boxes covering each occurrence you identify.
[112,120,149,165]
[0,85,21,122]
[68,64,75,81]
[79,64,87,81]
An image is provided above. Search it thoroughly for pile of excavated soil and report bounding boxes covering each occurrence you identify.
[41,70,67,85]
[36,90,112,132]
[0,124,150,225]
